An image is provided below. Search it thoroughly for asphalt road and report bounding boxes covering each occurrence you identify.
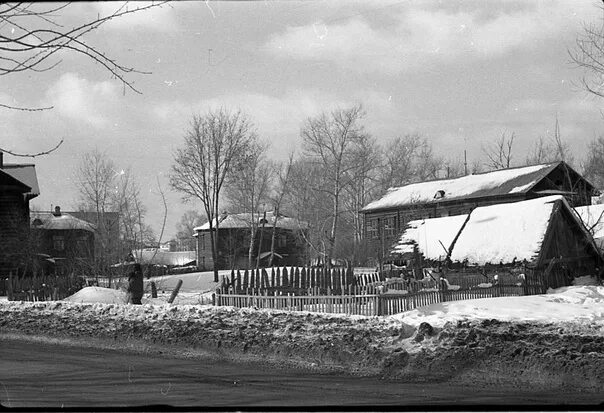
[0,337,601,408]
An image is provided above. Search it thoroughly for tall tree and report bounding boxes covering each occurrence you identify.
[170,109,256,281]
[268,153,295,267]
[583,136,604,190]
[301,104,367,267]
[225,141,273,268]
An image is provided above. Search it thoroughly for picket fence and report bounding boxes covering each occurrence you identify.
[219,266,384,294]
[215,282,540,316]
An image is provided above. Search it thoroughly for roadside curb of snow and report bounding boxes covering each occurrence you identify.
[1,301,603,392]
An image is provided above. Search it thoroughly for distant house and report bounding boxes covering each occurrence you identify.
[390,195,603,287]
[361,161,597,262]
[194,211,309,270]
[0,154,39,275]
[30,206,96,274]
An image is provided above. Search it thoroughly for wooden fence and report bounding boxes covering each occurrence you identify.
[215,281,544,316]
[4,273,86,302]
[220,266,384,294]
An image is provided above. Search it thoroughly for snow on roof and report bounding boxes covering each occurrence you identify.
[574,204,604,242]
[2,164,39,197]
[391,214,468,261]
[448,195,562,265]
[131,249,196,266]
[362,163,557,212]
[31,211,96,232]
[391,195,585,266]
[194,211,308,231]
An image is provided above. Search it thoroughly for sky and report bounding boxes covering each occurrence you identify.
[3,0,604,241]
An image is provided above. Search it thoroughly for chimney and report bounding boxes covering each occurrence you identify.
[53,206,61,216]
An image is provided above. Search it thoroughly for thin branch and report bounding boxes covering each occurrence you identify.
[0,138,63,157]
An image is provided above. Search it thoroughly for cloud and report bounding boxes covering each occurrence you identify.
[264,2,595,74]
[87,2,178,32]
[45,73,120,127]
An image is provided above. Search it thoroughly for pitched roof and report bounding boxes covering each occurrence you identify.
[31,211,96,232]
[391,195,596,266]
[1,164,39,198]
[362,162,562,212]
[194,211,309,232]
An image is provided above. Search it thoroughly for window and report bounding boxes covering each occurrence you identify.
[200,233,205,250]
[53,236,65,251]
[278,234,287,248]
[384,216,396,237]
[367,218,379,239]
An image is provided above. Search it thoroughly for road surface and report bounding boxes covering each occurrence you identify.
[0,337,601,408]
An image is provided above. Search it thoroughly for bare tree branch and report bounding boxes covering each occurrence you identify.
[0,138,63,157]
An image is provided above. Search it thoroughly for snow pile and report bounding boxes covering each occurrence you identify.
[392,286,604,328]
[64,287,129,304]
[362,163,550,211]
[144,270,225,293]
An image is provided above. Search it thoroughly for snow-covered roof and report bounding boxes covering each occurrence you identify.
[362,162,558,212]
[31,211,96,232]
[2,164,39,198]
[194,211,308,232]
[448,195,561,265]
[391,214,468,261]
[131,249,196,266]
[391,195,595,266]
[574,204,604,242]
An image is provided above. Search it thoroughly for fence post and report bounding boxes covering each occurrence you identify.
[7,273,13,301]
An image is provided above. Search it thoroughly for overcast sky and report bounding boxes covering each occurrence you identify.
[3,0,604,240]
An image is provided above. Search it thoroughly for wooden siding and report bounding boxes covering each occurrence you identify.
[0,191,29,272]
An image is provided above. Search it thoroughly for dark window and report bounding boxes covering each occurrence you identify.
[53,236,65,251]
[367,218,379,239]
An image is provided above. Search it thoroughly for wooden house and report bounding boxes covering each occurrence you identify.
[390,195,603,287]
[193,211,308,270]
[0,155,39,275]
[361,161,597,262]
[30,206,96,274]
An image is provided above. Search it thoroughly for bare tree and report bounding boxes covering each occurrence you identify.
[483,131,515,170]
[301,104,367,267]
[170,109,256,281]
[175,210,204,250]
[341,133,381,264]
[583,136,604,189]
[0,1,168,157]
[75,149,117,271]
[570,7,604,99]
[225,141,272,268]
[268,152,295,267]
[525,117,574,166]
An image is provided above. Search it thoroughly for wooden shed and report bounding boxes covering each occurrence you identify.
[390,195,603,288]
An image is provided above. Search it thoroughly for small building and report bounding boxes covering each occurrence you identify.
[194,211,308,270]
[0,155,39,275]
[30,206,96,274]
[361,161,597,263]
[391,195,603,287]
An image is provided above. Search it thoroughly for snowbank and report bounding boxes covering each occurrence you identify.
[392,286,604,328]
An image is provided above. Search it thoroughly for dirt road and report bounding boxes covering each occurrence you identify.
[1,337,601,408]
